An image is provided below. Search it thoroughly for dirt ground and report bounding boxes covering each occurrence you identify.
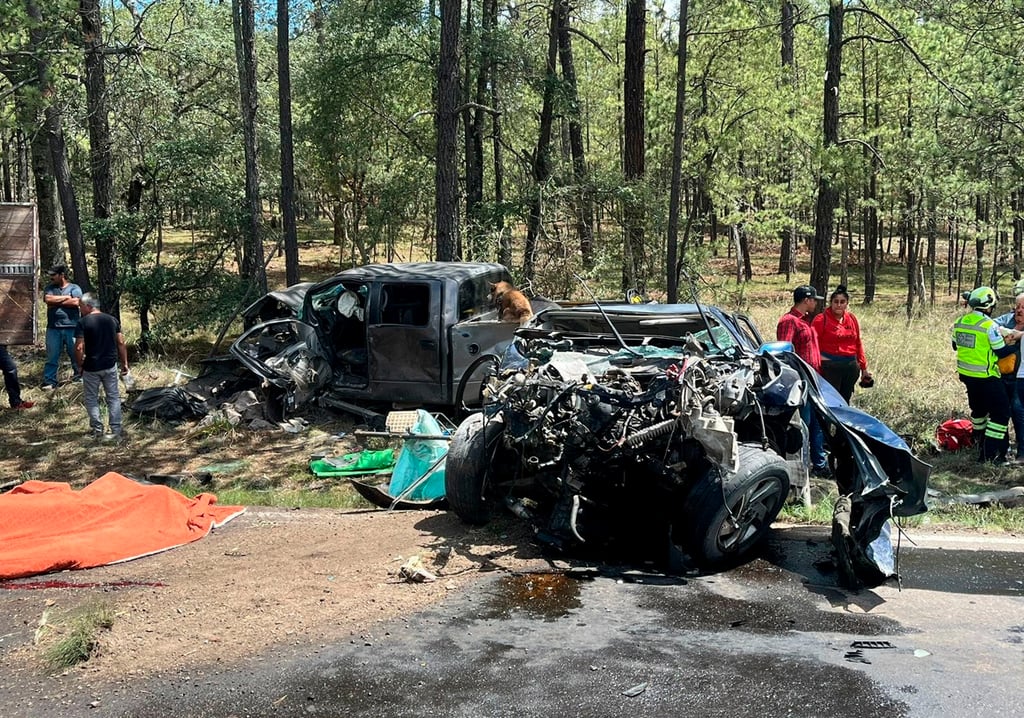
[0,505,552,695]
[0,326,551,696]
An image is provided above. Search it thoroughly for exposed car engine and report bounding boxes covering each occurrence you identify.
[445,305,929,588]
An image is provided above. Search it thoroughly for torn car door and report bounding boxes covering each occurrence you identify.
[229,318,332,414]
[367,281,443,404]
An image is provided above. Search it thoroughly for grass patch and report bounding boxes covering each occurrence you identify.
[176,477,372,510]
[912,504,1024,533]
[781,489,1024,533]
[780,494,836,525]
[39,603,114,671]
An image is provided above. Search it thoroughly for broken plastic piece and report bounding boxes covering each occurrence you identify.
[399,556,437,583]
[621,683,647,698]
[844,650,871,664]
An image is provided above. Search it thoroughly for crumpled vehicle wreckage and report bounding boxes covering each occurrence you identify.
[444,304,929,588]
[229,263,549,422]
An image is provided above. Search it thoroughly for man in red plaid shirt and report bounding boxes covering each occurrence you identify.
[777,285,822,370]
[777,285,828,476]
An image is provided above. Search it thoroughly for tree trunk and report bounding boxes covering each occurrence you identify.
[1013,188,1024,287]
[810,0,844,296]
[523,0,559,282]
[434,0,461,262]
[975,238,985,288]
[1,132,11,202]
[862,39,880,304]
[975,194,985,287]
[277,0,300,286]
[777,0,797,278]
[487,0,509,269]
[18,0,87,283]
[556,0,594,272]
[904,191,918,319]
[462,0,485,261]
[733,220,752,282]
[622,0,646,292]
[26,121,61,267]
[927,192,937,305]
[840,187,851,287]
[16,129,29,201]
[80,0,119,319]
[232,0,268,293]
[666,0,690,302]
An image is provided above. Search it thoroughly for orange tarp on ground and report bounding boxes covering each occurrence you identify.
[0,472,245,580]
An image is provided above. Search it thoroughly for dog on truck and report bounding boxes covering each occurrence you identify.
[489,281,533,326]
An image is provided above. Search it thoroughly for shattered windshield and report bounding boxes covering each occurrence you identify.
[691,324,740,352]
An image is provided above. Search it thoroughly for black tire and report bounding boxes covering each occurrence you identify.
[678,443,791,568]
[444,412,505,525]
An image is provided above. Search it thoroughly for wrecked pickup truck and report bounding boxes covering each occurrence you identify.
[231,262,550,419]
[444,303,929,587]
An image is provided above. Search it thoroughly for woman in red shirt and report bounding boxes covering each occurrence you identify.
[811,285,873,403]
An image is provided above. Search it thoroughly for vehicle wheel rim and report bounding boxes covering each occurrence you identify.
[717,476,785,552]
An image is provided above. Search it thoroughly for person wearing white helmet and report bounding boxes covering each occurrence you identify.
[953,286,1020,462]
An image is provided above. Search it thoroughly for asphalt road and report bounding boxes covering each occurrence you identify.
[9,526,1024,718]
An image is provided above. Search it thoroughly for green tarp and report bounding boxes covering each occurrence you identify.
[309,449,396,477]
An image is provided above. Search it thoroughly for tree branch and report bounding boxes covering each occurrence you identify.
[841,33,902,45]
[836,138,886,168]
[566,27,613,61]
[453,101,500,117]
[847,4,971,108]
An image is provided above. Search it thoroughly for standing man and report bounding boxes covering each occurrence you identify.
[777,285,829,477]
[954,286,1019,463]
[0,346,34,410]
[42,264,82,389]
[74,293,129,439]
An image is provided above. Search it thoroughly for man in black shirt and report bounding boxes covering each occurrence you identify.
[74,293,129,439]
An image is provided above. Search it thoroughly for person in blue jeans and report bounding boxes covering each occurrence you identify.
[0,345,34,410]
[778,285,829,476]
[74,293,129,438]
[42,264,82,388]
[995,287,1024,460]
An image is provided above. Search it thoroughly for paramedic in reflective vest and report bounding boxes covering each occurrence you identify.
[954,286,1020,462]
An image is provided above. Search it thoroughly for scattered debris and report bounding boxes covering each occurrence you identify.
[278,418,308,434]
[927,487,1024,509]
[851,640,895,650]
[196,460,248,475]
[913,649,931,658]
[399,556,437,583]
[129,386,208,422]
[144,472,213,487]
[310,449,396,478]
[621,683,648,697]
[432,546,453,569]
[844,649,871,664]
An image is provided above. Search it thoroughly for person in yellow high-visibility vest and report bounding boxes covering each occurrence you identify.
[953,286,1021,462]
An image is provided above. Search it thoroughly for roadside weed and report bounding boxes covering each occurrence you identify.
[39,603,114,671]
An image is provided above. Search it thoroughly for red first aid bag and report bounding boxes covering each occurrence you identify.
[936,419,974,452]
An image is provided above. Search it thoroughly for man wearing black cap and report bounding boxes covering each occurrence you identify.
[42,264,82,389]
[777,284,829,476]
